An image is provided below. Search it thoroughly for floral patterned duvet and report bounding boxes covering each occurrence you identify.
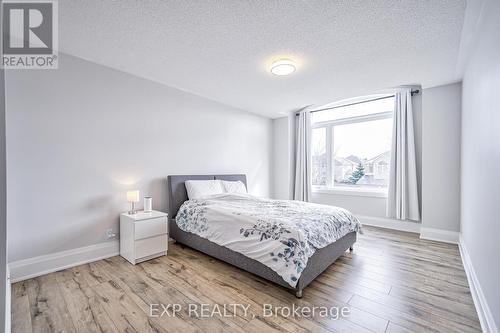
[175,193,361,287]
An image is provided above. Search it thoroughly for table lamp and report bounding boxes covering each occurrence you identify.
[126,190,140,214]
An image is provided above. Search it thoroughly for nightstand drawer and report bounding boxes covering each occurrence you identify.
[135,234,167,259]
[134,217,167,240]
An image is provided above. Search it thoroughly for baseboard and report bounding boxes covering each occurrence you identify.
[420,227,459,244]
[459,234,499,333]
[5,266,10,333]
[9,240,119,283]
[357,215,421,233]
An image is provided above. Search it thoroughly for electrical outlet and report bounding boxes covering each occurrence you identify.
[106,228,116,239]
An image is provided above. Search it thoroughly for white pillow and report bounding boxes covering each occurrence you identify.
[185,180,224,199]
[221,180,247,194]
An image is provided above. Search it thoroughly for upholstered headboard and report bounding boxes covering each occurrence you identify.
[167,174,247,218]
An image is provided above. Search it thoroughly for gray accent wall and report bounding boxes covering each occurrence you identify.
[421,82,462,232]
[5,53,273,262]
[461,0,500,327]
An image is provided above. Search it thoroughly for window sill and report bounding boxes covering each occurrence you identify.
[312,187,388,198]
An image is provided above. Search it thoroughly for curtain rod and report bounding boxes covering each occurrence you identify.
[306,89,420,114]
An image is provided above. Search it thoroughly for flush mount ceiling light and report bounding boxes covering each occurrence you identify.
[270,59,296,76]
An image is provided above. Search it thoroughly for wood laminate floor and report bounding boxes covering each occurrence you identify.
[11,226,481,333]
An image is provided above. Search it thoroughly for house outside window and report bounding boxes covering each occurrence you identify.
[311,95,394,196]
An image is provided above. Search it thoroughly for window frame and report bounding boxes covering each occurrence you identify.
[310,95,395,197]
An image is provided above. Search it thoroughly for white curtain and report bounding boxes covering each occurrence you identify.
[387,89,420,221]
[292,110,312,201]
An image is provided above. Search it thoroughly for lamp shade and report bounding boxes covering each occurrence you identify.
[126,190,140,203]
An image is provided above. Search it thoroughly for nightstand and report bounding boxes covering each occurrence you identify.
[120,210,168,265]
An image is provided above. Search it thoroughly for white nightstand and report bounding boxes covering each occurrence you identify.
[120,210,168,265]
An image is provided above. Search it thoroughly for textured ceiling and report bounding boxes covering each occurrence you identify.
[59,1,466,118]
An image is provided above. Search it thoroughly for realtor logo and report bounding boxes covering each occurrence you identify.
[2,0,58,69]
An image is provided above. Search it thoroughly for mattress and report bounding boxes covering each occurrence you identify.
[175,193,361,287]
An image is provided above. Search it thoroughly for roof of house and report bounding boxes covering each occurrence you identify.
[366,151,391,164]
[345,155,363,164]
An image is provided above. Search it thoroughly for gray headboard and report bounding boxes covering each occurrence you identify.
[167,174,247,218]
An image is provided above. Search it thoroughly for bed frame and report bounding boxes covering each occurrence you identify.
[167,174,356,298]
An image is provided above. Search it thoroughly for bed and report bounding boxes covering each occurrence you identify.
[167,174,359,298]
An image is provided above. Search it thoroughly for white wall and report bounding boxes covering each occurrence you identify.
[0,0,8,328]
[273,117,290,199]
[5,53,273,262]
[460,0,500,328]
[421,82,462,233]
[311,194,387,217]
[0,29,7,333]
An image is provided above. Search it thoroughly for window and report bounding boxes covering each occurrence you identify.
[311,95,394,194]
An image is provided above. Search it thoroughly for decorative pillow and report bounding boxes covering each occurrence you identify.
[185,180,224,199]
[221,180,247,194]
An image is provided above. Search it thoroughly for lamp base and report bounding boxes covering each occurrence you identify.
[128,202,137,215]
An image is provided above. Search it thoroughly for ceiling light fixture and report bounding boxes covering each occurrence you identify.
[270,59,296,76]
